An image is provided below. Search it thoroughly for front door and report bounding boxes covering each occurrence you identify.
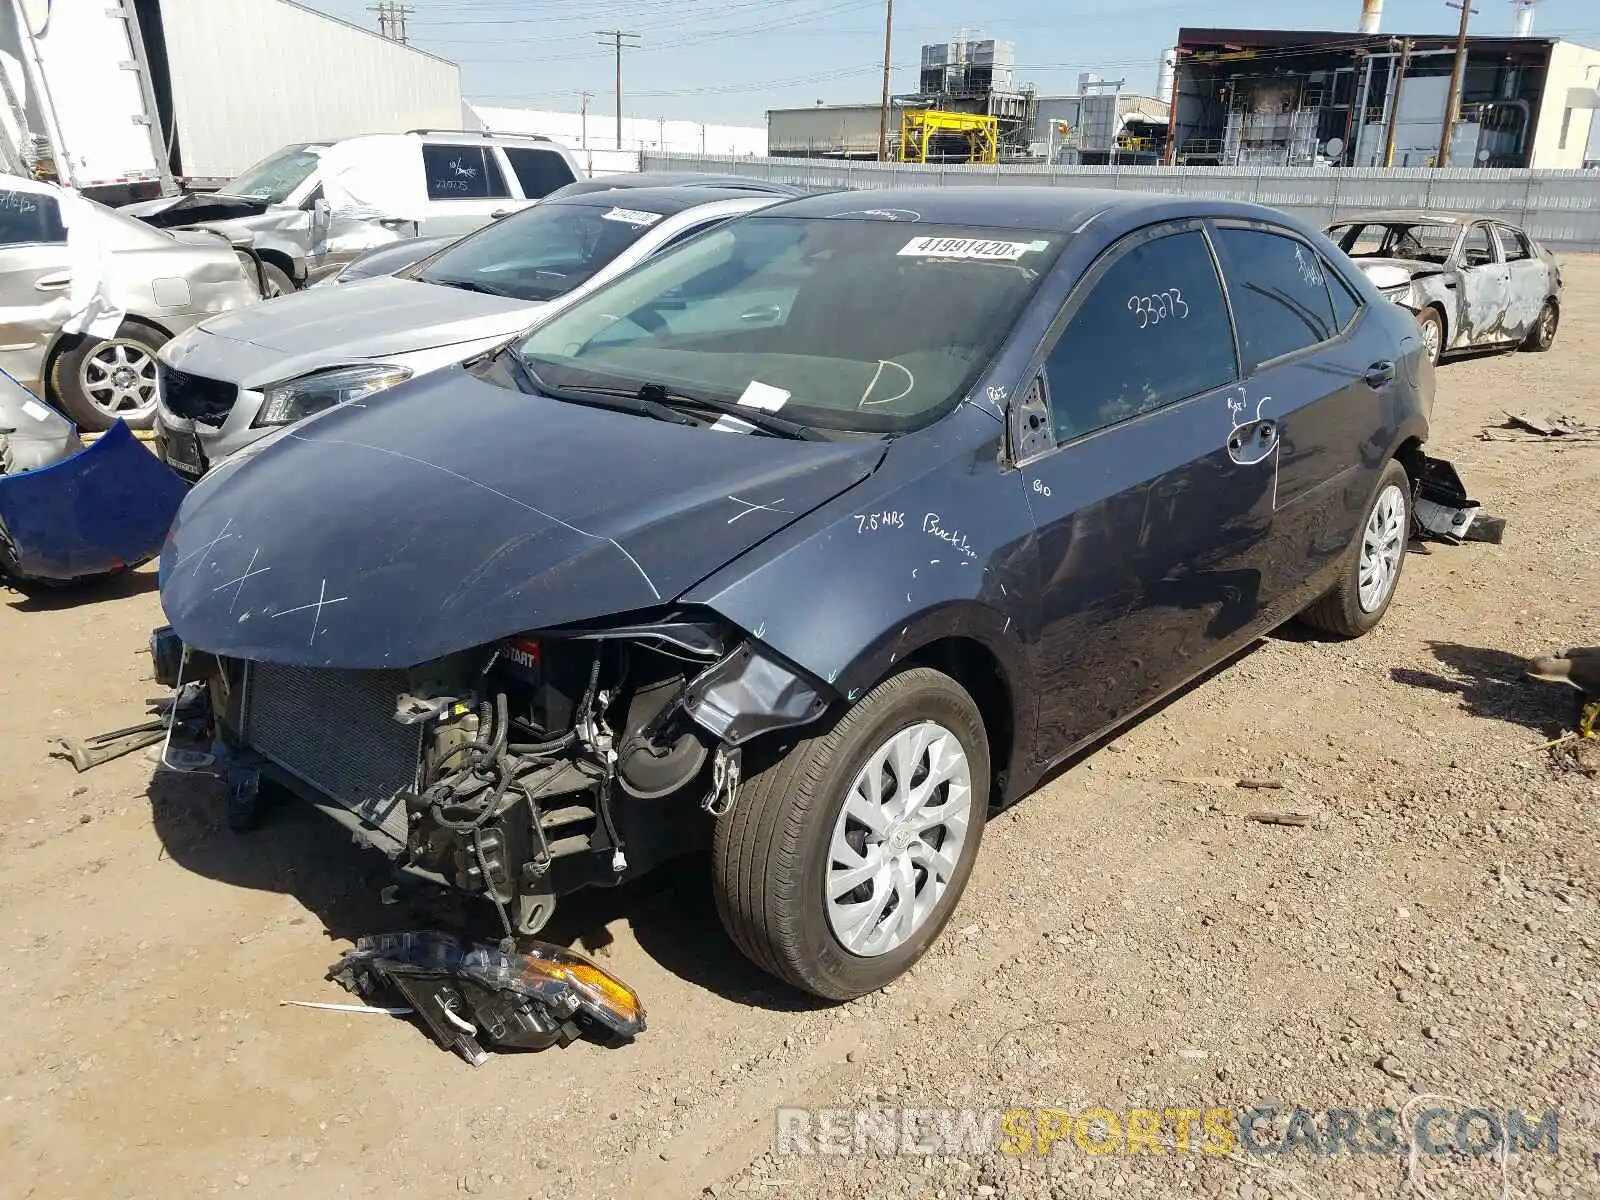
[1015,221,1278,762]
[1450,221,1510,349]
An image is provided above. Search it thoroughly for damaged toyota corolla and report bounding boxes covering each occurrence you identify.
[156,187,1438,1000]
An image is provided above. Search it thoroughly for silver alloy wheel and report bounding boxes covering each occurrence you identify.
[80,339,158,422]
[1420,314,1442,363]
[825,720,973,958]
[1358,483,1407,613]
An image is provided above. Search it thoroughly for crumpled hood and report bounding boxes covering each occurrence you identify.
[196,273,537,359]
[159,366,885,668]
[1356,258,1445,289]
[123,193,273,227]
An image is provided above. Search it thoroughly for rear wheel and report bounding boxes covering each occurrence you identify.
[1521,299,1558,352]
[1298,458,1411,639]
[48,321,165,431]
[712,667,989,1000]
[1416,307,1444,366]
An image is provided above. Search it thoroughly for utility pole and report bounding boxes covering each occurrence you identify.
[369,3,412,43]
[1382,37,1413,167]
[595,30,640,150]
[1437,0,1477,167]
[576,90,593,149]
[877,0,894,161]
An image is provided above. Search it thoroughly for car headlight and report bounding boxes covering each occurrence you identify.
[256,363,412,426]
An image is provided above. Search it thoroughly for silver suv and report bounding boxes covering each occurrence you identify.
[124,130,584,293]
[152,185,784,478]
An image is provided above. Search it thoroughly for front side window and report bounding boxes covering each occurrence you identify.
[503,147,577,199]
[1214,227,1338,370]
[1043,228,1237,443]
[515,217,1066,434]
[416,199,666,301]
[422,145,510,200]
[1459,224,1496,267]
[0,189,65,246]
[223,145,322,204]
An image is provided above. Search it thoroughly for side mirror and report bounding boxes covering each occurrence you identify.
[311,197,331,233]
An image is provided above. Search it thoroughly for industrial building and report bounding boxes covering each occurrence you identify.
[1167,9,1600,169]
[1033,77,1170,164]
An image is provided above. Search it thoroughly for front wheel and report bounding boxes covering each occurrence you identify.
[1297,458,1411,639]
[712,667,989,1000]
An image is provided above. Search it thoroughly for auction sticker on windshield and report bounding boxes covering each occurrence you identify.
[898,236,1050,261]
[602,207,663,227]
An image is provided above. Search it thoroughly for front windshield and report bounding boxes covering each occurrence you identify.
[1329,222,1458,264]
[417,199,665,302]
[515,216,1064,433]
[223,145,323,204]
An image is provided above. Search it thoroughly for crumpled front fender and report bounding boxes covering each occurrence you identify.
[0,421,189,584]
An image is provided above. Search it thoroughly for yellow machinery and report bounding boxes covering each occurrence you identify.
[897,109,999,165]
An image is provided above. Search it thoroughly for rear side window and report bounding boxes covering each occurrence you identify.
[422,145,510,200]
[1326,259,1362,331]
[0,190,66,246]
[1044,228,1237,443]
[1496,225,1532,262]
[1214,228,1337,370]
[503,147,577,199]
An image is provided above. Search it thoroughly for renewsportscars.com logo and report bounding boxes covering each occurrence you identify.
[775,1105,1562,1159]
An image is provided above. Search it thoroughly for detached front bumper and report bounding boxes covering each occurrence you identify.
[0,420,189,584]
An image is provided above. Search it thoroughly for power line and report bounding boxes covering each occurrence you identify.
[595,30,641,146]
[369,2,414,43]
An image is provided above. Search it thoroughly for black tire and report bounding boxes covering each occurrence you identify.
[1298,458,1412,639]
[1415,307,1445,367]
[712,667,989,1000]
[1520,299,1558,352]
[48,321,166,432]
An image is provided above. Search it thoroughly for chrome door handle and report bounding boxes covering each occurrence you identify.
[33,271,71,292]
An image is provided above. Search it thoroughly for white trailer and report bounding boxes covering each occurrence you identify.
[0,0,461,202]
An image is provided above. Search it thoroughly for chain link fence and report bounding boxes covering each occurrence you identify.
[640,152,1600,252]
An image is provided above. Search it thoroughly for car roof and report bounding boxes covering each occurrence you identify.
[747,185,1304,233]
[546,184,788,216]
[1330,211,1479,227]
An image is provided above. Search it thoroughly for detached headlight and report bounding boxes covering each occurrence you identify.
[256,363,412,426]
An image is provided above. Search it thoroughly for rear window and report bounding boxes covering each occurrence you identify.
[1214,228,1338,370]
[422,144,511,200]
[0,189,65,246]
[504,147,576,199]
[515,216,1066,434]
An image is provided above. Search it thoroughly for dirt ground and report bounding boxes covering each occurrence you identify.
[1,260,1596,1200]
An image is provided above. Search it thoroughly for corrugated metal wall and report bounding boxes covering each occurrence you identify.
[639,152,1600,251]
[158,0,462,181]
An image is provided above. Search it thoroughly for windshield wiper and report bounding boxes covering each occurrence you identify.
[429,276,520,299]
[635,382,826,441]
[500,349,697,427]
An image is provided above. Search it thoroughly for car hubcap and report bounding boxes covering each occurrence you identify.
[81,340,157,419]
[1421,318,1441,362]
[1540,308,1556,343]
[825,720,972,958]
[1358,483,1407,613]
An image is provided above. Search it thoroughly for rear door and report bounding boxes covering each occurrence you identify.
[1450,221,1511,348]
[1016,220,1279,760]
[1210,223,1394,612]
[1492,224,1547,344]
[418,143,517,236]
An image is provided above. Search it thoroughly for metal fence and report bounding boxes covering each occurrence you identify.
[639,152,1600,252]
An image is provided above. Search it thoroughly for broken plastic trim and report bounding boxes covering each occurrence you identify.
[327,931,645,1065]
[682,641,829,747]
[546,611,727,661]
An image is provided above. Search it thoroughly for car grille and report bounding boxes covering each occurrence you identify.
[158,364,236,425]
[243,663,421,846]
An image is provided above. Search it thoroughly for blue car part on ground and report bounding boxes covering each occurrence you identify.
[0,418,189,584]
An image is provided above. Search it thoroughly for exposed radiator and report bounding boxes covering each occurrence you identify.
[243,663,421,846]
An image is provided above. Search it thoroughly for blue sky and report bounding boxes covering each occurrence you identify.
[306,0,1600,125]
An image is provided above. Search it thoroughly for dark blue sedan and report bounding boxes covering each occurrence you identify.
[157,187,1435,1002]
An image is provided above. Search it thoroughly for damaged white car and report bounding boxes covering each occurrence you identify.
[1325,213,1561,366]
